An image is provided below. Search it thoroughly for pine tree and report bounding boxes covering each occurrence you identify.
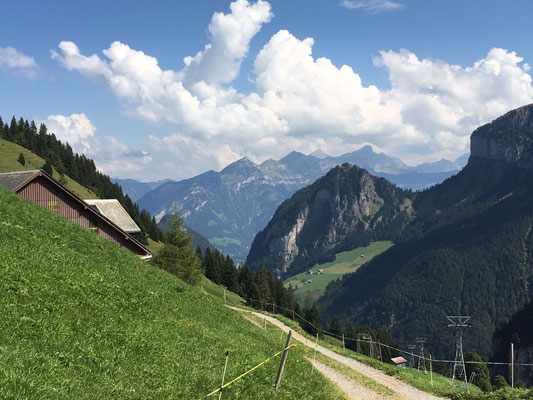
[465,350,492,392]
[303,293,322,336]
[17,152,25,166]
[328,316,343,337]
[42,160,53,175]
[203,247,220,283]
[152,210,202,285]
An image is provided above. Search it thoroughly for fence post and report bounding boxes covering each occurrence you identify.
[274,331,292,390]
[218,351,230,400]
[314,332,319,360]
[511,342,514,388]
[430,354,433,387]
[342,334,345,355]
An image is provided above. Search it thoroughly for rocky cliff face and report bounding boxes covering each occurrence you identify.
[246,164,414,277]
[471,104,533,171]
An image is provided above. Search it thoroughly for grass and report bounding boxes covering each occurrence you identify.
[146,238,164,254]
[284,241,393,302]
[0,187,346,399]
[0,139,97,199]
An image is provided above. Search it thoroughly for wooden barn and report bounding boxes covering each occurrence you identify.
[0,169,152,260]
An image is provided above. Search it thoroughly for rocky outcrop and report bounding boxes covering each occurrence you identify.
[246,164,414,277]
[471,103,533,171]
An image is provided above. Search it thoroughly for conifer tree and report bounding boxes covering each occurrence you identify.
[153,209,202,285]
[17,152,25,166]
[42,160,53,175]
[465,350,492,392]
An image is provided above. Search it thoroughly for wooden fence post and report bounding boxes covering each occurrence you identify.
[274,331,292,390]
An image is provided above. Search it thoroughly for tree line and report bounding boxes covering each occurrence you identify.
[0,116,163,244]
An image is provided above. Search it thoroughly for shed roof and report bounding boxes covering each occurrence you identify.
[84,199,141,233]
[0,170,40,192]
[391,356,408,365]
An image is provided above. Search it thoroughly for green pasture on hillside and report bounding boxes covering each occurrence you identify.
[0,138,97,199]
[284,241,393,302]
[0,188,344,399]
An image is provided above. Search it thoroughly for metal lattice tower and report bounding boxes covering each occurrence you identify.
[407,345,416,368]
[446,315,471,387]
[360,334,374,358]
[416,337,427,374]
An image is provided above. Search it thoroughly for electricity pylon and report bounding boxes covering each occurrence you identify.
[407,344,416,368]
[446,315,471,387]
[359,333,373,358]
[416,337,427,374]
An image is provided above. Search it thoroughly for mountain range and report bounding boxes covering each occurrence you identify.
[133,147,467,261]
[247,103,533,360]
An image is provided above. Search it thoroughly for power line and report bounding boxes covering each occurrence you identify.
[234,296,533,367]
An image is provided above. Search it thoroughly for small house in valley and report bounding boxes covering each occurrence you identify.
[391,356,407,368]
[0,170,152,260]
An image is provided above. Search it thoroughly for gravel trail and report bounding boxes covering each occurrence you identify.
[309,359,388,400]
[229,307,448,400]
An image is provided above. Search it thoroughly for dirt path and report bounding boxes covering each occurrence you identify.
[229,307,447,400]
[309,359,388,400]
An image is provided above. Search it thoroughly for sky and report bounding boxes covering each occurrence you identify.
[1,0,533,181]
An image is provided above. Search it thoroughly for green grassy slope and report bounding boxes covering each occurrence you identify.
[284,241,393,302]
[0,139,97,199]
[0,188,344,399]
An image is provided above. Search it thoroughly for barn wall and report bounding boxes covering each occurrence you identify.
[17,176,149,257]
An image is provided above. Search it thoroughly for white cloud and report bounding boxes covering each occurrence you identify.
[340,0,404,13]
[44,113,151,178]
[181,0,272,86]
[51,0,533,178]
[45,113,95,152]
[86,136,152,177]
[0,46,39,78]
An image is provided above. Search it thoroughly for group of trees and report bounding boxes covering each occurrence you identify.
[0,116,163,244]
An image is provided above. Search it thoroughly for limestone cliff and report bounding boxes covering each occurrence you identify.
[246,164,414,277]
[471,103,533,170]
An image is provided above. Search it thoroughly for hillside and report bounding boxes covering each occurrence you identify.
[284,241,393,303]
[319,104,533,359]
[138,147,465,262]
[0,187,344,399]
[0,117,163,244]
[0,138,96,199]
[246,164,414,277]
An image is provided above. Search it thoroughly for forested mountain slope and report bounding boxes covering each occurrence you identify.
[246,164,415,277]
[320,104,533,358]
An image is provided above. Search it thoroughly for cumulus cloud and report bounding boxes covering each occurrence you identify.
[45,113,96,152]
[86,136,152,177]
[44,113,151,178]
[340,0,404,13]
[181,0,272,85]
[51,0,533,178]
[0,46,39,78]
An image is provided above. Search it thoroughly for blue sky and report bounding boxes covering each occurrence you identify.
[1,0,533,180]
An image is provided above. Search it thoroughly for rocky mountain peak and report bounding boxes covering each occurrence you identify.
[309,149,330,159]
[470,103,533,171]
